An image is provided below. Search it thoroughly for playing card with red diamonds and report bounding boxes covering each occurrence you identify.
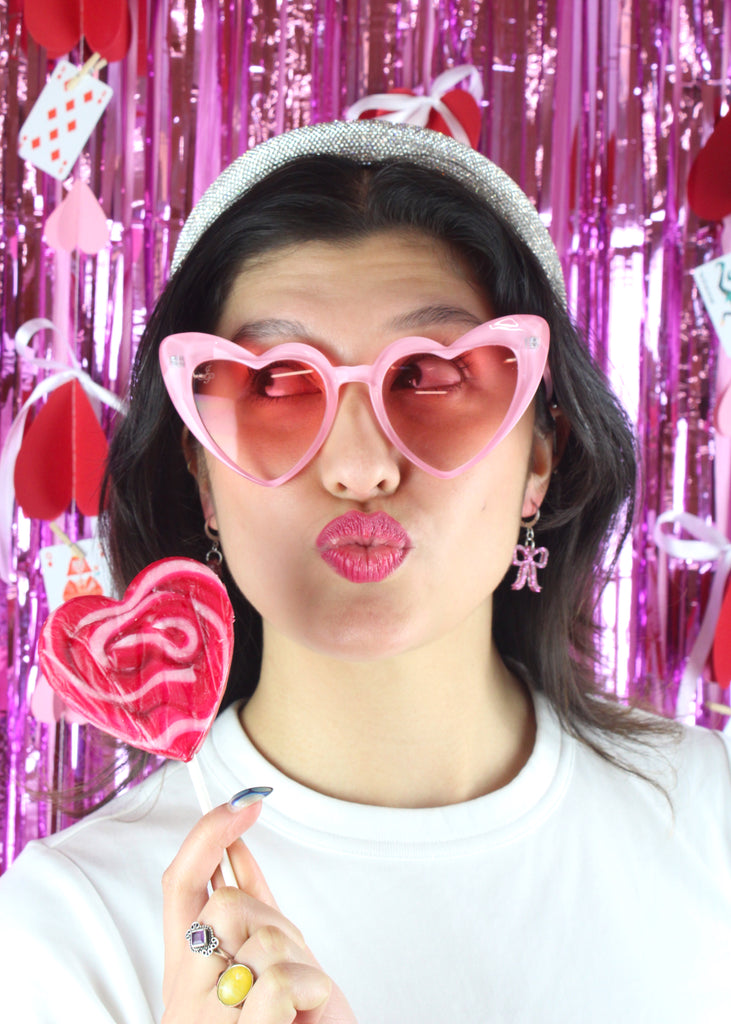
[18,60,113,181]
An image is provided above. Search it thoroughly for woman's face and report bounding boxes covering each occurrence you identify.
[195,230,553,661]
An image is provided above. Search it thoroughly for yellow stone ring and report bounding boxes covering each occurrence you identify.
[216,962,255,1007]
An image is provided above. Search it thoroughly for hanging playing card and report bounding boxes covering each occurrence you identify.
[18,60,113,181]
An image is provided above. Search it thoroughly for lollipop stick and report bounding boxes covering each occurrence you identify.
[186,754,239,888]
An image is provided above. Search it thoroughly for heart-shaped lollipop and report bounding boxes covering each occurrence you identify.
[38,557,234,761]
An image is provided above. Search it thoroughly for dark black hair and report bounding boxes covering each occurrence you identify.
[100,155,676,803]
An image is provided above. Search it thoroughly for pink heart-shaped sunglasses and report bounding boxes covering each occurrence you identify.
[160,314,551,486]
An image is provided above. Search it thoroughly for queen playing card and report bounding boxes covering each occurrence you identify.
[18,60,113,181]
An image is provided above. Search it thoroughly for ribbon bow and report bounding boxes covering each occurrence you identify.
[0,319,126,584]
[653,510,731,719]
[511,543,549,593]
[346,65,483,148]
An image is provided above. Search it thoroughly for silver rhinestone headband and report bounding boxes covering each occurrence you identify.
[172,119,566,304]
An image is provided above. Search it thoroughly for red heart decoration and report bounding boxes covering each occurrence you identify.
[712,581,731,690]
[38,558,234,760]
[428,88,481,148]
[14,379,109,520]
[358,87,481,148]
[24,0,131,62]
[687,109,731,222]
[23,0,79,58]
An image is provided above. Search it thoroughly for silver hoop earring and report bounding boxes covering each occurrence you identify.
[511,510,549,593]
[204,518,223,574]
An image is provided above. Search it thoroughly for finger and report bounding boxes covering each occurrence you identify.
[235,923,317,977]
[237,962,332,1024]
[201,887,307,960]
[162,796,272,982]
[167,898,311,1016]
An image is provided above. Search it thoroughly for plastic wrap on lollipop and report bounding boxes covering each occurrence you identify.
[38,558,234,761]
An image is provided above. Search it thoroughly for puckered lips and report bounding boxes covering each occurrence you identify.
[316,510,412,583]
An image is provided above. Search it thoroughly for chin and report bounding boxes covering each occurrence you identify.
[298,612,424,664]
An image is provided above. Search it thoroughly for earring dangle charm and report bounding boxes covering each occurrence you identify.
[511,511,549,593]
[204,518,223,574]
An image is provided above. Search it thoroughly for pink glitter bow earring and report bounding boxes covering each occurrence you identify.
[511,510,549,593]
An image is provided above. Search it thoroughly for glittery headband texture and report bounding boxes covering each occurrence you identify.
[171,120,566,303]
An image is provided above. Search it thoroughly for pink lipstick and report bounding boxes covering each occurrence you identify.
[316,511,411,583]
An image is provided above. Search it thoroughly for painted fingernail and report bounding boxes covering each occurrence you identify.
[228,786,273,810]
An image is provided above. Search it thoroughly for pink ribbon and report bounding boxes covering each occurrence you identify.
[511,543,549,593]
[653,510,731,719]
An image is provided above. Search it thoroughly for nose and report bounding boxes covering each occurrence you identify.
[317,384,402,500]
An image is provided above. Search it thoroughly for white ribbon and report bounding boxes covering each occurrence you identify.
[653,510,731,719]
[0,319,127,584]
[346,64,484,148]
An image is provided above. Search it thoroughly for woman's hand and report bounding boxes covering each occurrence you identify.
[161,796,357,1024]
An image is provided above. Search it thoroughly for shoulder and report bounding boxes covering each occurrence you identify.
[570,700,731,831]
[0,759,201,1020]
[0,757,192,896]
[667,717,731,833]
[0,701,251,897]
[618,707,731,799]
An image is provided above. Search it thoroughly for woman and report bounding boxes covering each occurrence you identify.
[1,120,729,1023]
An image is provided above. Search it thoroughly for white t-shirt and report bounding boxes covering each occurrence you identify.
[0,691,730,1023]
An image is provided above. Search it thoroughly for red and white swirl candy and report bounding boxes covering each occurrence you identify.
[38,558,234,761]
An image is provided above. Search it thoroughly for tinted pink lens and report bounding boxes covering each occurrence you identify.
[192,358,327,481]
[382,345,519,471]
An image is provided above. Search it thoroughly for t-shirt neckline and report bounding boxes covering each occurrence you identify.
[202,688,573,858]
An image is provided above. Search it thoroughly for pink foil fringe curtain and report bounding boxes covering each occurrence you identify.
[1,0,730,869]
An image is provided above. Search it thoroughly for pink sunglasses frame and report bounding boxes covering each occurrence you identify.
[159,314,551,486]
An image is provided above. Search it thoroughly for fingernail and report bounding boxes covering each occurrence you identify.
[228,786,273,810]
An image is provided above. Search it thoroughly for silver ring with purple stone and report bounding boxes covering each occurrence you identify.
[186,921,234,962]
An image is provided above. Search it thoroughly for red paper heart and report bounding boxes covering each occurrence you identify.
[357,87,481,148]
[14,379,109,520]
[38,558,234,760]
[24,0,131,62]
[712,581,731,690]
[24,0,80,58]
[84,0,131,63]
[427,88,481,148]
[687,110,731,222]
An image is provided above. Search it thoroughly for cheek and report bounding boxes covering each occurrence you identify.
[207,474,312,594]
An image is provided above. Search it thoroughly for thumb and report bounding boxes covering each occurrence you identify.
[163,789,273,963]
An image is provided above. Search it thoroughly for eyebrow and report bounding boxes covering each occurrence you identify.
[229,305,484,345]
[388,304,484,332]
[229,318,307,344]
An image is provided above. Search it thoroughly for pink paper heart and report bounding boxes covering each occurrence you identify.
[44,180,110,255]
[30,675,66,724]
[38,558,234,761]
[716,381,731,436]
[30,675,89,725]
